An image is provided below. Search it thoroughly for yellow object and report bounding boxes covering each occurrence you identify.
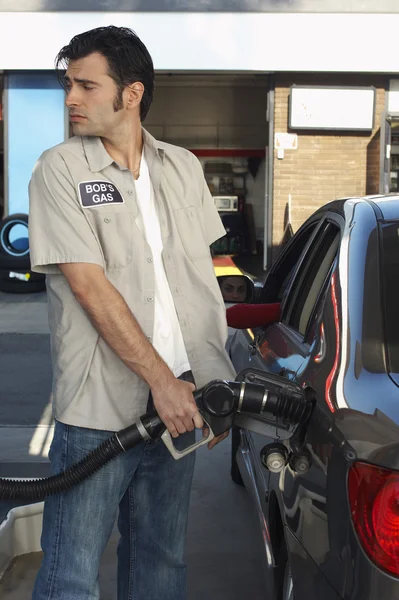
[212,256,243,278]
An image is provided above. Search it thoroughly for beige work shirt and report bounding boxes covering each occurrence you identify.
[28,129,236,431]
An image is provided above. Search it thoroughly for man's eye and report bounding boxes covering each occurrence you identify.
[83,86,94,91]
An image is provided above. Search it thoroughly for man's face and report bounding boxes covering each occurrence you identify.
[65,52,126,137]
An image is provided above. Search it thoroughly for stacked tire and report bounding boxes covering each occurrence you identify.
[0,214,46,294]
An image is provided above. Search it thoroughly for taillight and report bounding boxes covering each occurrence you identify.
[348,462,399,577]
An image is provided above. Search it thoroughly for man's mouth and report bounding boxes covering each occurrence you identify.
[70,115,86,122]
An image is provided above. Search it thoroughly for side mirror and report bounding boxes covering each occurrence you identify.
[217,274,255,304]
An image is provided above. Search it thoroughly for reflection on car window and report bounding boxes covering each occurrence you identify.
[380,222,399,373]
[287,223,340,337]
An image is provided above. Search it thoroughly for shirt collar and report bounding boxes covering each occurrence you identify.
[82,127,165,173]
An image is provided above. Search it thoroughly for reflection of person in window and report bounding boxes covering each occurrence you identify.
[219,276,247,303]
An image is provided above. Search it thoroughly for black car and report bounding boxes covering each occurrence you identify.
[223,197,399,600]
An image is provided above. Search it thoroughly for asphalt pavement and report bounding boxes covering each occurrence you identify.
[0,289,268,599]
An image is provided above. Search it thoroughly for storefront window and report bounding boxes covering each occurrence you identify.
[389,121,399,192]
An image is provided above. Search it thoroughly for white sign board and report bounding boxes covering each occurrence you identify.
[0,14,399,71]
[289,86,375,131]
[274,133,298,150]
[388,79,399,114]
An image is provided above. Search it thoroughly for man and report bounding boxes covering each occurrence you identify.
[29,25,235,600]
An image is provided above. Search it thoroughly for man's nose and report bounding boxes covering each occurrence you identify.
[65,88,80,107]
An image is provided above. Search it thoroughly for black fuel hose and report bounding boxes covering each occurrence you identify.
[0,413,165,501]
[0,377,313,501]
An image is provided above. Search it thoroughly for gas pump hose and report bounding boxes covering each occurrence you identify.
[0,376,312,502]
[0,413,165,501]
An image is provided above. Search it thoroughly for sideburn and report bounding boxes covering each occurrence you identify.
[113,87,124,112]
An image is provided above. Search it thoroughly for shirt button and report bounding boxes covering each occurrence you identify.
[104,217,111,223]
[147,297,154,303]
[147,257,153,263]
[128,189,134,196]
[147,336,152,342]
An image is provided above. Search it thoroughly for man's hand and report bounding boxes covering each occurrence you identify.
[151,377,204,438]
[208,430,229,450]
[203,427,230,450]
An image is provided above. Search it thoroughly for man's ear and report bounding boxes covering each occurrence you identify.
[126,82,144,110]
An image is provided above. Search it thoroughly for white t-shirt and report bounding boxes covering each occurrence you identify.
[134,153,191,377]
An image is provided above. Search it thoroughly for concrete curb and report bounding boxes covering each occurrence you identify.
[0,502,43,580]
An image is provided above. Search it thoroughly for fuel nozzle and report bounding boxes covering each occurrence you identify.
[194,375,313,439]
[236,380,312,428]
[256,384,312,426]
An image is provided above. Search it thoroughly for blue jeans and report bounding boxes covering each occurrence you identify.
[32,377,196,600]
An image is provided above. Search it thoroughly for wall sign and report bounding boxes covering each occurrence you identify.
[274,133,298,150]
[388,79,399,114]
[289,86,376,131]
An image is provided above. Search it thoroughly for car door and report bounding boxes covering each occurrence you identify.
[229,213,327,512]
[230,213,325,379]
[230,210,344,566]
[277,216,343,564]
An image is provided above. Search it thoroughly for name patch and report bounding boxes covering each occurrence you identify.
[78,181,125,208]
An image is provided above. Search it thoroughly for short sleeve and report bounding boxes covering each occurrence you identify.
[29,150,104,275]
[191,154,226,246]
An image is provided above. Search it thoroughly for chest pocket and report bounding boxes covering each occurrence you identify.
[173,205,209,260]
[86,207,133,270]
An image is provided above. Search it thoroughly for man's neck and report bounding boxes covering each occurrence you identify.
[101,125,143,174]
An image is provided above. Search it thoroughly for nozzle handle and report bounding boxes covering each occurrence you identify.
[161,417,215,460]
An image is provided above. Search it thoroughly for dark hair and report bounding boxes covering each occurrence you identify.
[55,25,154,121]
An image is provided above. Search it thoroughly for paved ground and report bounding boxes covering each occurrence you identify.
[0,288,269,599]
[0,442,267,600]
[0,334,52,425]
[0,442,268,600]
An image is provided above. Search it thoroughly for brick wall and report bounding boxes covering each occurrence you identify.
[272,73,388,247]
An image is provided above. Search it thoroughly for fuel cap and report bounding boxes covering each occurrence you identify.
[260,442,289,473]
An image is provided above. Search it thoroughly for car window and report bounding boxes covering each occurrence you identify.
[380,221,399,375]
[261,220,320,304]
[284,222,340,337]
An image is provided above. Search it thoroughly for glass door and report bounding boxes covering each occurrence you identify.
[384,117,399,193]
